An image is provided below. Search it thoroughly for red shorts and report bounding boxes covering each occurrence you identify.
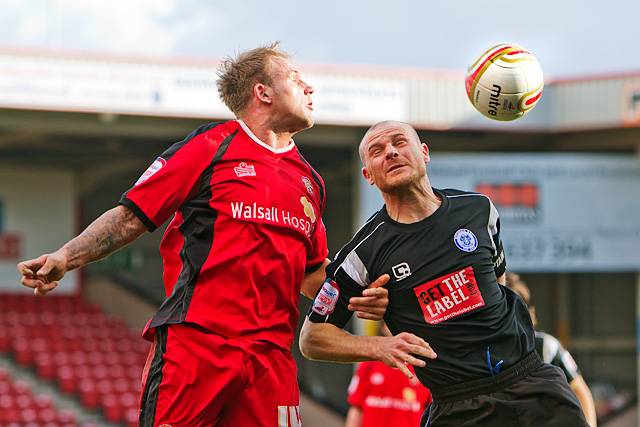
[139,323,301,427]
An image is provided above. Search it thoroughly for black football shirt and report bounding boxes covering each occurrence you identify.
[308,188,535,389]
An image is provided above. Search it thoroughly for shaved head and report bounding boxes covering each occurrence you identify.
[359,121,421,165]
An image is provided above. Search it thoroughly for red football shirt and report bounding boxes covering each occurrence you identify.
[120,120,328,349]
[348,362,432,427]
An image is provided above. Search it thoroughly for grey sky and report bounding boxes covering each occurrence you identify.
[1,0,638,78]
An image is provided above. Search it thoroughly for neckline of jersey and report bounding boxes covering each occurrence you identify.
[380,188,449,232]
[237,120,296,154]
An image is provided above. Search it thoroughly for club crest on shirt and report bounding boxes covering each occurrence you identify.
[302,176,314,195]
[234,162,256,177]
[300,196,316,222]
[135,157,166,186]
[453,229,478,252]
[402,387,417,402]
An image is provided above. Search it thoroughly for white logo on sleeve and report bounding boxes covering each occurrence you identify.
[302,176,314,195]
[135,157,166,186]
[370,372,385,385]
[392,262,411,280]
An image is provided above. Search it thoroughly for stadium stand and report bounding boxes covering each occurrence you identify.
[0,294,147,426]
[0,365,93,426]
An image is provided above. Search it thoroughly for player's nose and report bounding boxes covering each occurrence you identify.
[303,81,314,95]
[385,146,399,160]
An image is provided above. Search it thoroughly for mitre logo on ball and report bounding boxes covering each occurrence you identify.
[466,42,544,121]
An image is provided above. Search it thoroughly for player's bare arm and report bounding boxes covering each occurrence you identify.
[301,265,390,320]
[17,205,146,295]
[299,319,436,380]
[345,406,363,427]
[570,376,598,427]
[301,259,331,299]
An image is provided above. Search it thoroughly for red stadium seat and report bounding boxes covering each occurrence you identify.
[37,408,58,423]
[15,393,34,409]
[113,377,130,393]
[0,408,20,423]
[13,338,35,366]
[96,378,114,396]
[125,407,140,427]
[56,365,78,394]
[35,353,57,379]
[103,393,125,422]
[0,328,10,351]
[57,408,77,423]
[20,408,38,423]
[34,393,54,409]
[79,379,100,409]
[12,379,32,395]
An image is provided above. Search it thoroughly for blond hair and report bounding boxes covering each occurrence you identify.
[216,42,289,116]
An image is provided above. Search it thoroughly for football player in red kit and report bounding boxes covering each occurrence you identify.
[17,43,389,427]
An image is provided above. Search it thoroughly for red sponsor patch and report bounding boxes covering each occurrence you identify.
[413,266,485,325]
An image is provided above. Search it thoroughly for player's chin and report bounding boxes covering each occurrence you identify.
[288,114,313,133]
[301,113,314,129]
[379,176,411,193]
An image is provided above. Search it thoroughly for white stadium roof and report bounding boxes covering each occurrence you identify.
[0,47,639,132]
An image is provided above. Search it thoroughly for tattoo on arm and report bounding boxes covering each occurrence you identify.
[62,205,147,270]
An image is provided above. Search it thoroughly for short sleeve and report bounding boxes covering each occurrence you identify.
[347,362,372,408]
[119,124,223,231]
[306,252,368,328]
[555,345,581,383]
[306,219,328,272]
[487,198,507,277]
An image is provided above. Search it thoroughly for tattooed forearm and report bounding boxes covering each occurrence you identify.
[61,205,147,271]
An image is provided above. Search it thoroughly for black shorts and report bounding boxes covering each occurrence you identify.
[422,352,588,427]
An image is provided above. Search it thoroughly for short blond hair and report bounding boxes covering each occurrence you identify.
[216,42,289,115]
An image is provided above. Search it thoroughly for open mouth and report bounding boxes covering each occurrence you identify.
[387,164,405,173]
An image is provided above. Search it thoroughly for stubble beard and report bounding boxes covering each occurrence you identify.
[378,168,425,195]
[274,110,314,134]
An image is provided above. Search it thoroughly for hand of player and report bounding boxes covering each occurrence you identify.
[17,250,68,296]
[374,332,437,380]
[348,274,390,320]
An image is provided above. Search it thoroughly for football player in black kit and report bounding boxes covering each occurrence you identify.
[299,121,588,426]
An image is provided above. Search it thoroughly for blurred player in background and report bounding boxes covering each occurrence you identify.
[345,322,432,427]
[16,42,389,427]
[300,120,588,426]
[506,272,597,427]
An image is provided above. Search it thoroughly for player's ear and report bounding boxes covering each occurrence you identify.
[362,167,374,185]
[421,143,430,164]
[254,83,272,104]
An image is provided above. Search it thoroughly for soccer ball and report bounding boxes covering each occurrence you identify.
[465,42,544,121]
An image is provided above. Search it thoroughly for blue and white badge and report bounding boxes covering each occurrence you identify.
[454,228,478,252]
